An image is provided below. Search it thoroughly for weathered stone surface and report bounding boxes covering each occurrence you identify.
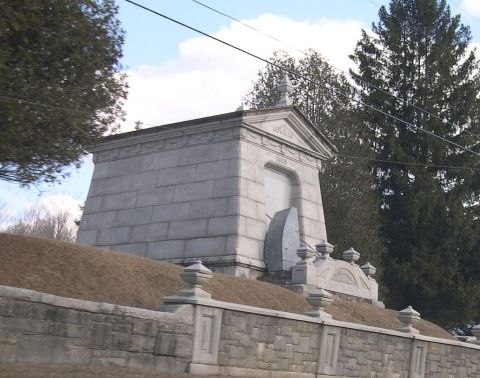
[1,286,480,377]
[264,208,301,272]
[113,243,147,256]
[157,166,196,187]
[143,150,179,171]
[190,198,230,219]
[130,223,169,243]
[152,203,190,222]
[77,108,341,276]
[173,181,214,202]
[97,227,131,245]
[168,220,208,239]
[184,237,227,257]
[115,207,152,227]
[102,191,138,211]
[147,240,186,259]
[0,287,193,370]
[178,144,219,166]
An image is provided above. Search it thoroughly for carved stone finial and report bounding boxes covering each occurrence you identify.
[305,288,333,319]
[361,262,376,277]
[472,324,480,338]
[297,247,315,262]
[469,324,480,344]
[276,73,294,107]
[177,260,213,299]
[316,240,334,260]
[236,103,249,111]
[342,247,360,264]
[397,306,421,334]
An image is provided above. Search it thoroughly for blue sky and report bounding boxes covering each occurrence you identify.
[1,0,480,221]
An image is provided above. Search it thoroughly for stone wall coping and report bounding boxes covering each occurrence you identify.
[0,285,191,324]
[3,284,476,351]
[163,295,480,350]
[91,112,243,152]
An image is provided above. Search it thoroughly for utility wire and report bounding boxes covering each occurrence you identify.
[190,0,306,56]
[191,0,480,141]
[3,90,477,172]
[337,154,480,171]
[0,94,157,128]
[449,0,480,25]
[124,0,480,157]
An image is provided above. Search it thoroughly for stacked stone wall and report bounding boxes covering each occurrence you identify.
[336,328,411,377]
[218,310,320,374]
[425,342,480,377]
[2,285,480,377]
[0,286,193,372]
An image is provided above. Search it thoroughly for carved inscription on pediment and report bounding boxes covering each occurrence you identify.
[332,269,356,286]
[273,125,294,140]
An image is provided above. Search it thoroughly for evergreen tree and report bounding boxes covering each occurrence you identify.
[351,0,480,328]
[0,0,127,185]
[246,51,386,275]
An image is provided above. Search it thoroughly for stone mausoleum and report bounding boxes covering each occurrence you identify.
[77,77,380,304]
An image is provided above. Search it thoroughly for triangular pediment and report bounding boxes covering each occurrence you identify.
[242,106,337,159]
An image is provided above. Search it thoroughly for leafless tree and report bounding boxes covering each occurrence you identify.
[5,204,78,242]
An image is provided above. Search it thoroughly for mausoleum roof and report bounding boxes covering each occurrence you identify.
[96,105,337,157]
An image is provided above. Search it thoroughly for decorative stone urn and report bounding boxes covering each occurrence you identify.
[397,306,421,334]
[342,247,360,264]
[305,288,333,319]
[177,260,213,299]
[297,247,316,262]
[470,324,480,344]
[316,240,334,260]
[360,262,376,277]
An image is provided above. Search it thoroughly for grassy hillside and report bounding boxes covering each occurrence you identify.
[0,233,453,339]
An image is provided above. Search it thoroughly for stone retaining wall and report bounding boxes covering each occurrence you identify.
[1,285,480,377]
[0,286,193,373]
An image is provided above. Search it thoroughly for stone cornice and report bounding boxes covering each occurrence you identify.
[90,107,336,165]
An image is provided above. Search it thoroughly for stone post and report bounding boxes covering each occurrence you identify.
[397,306,421,334]
[291,247,316,286]
[305,288,333,319]
[175,260,213,299]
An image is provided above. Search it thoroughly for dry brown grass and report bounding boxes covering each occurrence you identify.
[0,233,453,339]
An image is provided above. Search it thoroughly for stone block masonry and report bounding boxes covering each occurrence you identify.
[77,106,336,277]
[0,285,194,372]
[2,284,480,377]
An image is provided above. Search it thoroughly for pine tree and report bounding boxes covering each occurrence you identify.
[246,51,386,275]
[351,0,480,328]
[0,0,127,185]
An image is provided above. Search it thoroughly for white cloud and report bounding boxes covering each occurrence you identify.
[121,14,363,131]
[0,194,83,230]
[34,194,83,221]
[461,0,480,17]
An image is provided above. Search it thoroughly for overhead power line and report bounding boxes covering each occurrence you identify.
[3,91,477,172]
[124,0,480,157]
[0,94,157,129]
[337,154,480,171]
[190,0,306,56]
[190,0,480,142]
